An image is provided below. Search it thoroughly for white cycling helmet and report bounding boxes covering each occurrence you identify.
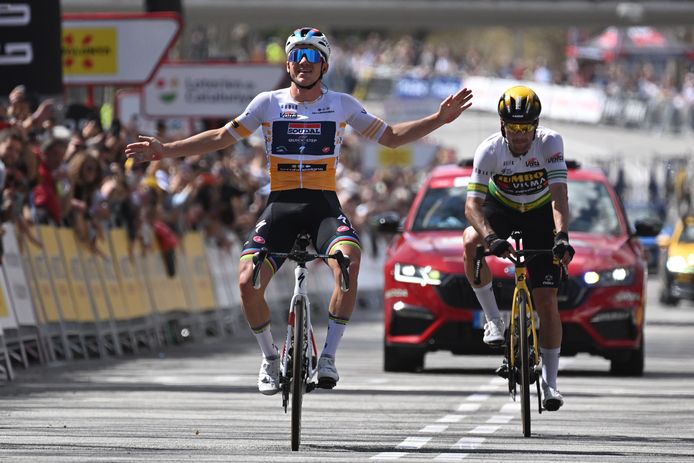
[285,27,331,63]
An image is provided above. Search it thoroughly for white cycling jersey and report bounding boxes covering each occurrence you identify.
[467,126,568,212]
[224,88,387,192]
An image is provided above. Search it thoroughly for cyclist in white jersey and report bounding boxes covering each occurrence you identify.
[125,27,473,395]
[462,86,574,411]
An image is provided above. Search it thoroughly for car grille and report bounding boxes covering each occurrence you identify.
[435,275,589,310]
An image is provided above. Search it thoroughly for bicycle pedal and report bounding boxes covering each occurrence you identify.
[316,378,337,389]
[495,363,509,379]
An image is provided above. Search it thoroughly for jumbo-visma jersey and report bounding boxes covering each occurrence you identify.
[224,88,387,192]
[467,127,568,212]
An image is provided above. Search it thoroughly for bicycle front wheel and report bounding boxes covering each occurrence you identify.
[518,290,532,438]
[291,296,306,451]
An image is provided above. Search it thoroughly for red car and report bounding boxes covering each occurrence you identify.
[378,160,660,376]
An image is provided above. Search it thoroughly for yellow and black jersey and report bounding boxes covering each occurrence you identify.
[225,88,387,192]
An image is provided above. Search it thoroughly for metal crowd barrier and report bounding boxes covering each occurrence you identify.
[0,224,386,382]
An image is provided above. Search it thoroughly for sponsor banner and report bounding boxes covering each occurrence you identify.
[395,76,462,100]
[62,12,180,85]
[109,229,152,318]
[183,233,217,311]
[462,76,605,124]
[1,226,36,326]
[143,62,286,117]
[38,226,79,323]
[0,1,62,94]
[361,140,438,174]
[55,228,95,323]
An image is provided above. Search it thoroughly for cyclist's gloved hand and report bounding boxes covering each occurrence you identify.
[484,233,512,257]
[552,231,575,261]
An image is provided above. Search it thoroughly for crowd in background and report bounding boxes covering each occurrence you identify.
[1,29,693,264]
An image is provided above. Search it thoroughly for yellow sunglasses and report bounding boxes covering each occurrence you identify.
[504,123,536,134]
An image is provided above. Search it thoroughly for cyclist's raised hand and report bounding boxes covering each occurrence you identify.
[124,135,164,163]
[552,231,575,266]
[484,233,513,258]
[437,88,473,124]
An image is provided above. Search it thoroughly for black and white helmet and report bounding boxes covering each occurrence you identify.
[285,27,331,63]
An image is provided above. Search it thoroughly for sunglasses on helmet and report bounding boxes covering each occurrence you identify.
[504,123,536,134]
[288,48,323,64]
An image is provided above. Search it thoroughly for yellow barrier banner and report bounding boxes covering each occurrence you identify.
[0,278,9,318]
[143,250,174,313]
[39,226,79,323]
[108,229,151,318]
[56,228,95,323]
[20,247,45,325]
[94,236,129,321]
[183,233,217,311]
[78,244,110,322]
[24,228,59,323]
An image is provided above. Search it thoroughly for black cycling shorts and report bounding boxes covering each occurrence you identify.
[484,193,560,289]
[240,189,361,272]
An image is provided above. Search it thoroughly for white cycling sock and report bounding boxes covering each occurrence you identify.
[322,314,349,358]
[251,321,277,359]
[473,282,501,322]
[541,347,561,389]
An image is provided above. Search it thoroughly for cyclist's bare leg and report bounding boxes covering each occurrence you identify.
[239,259,276,354]
[531,287,561,348]
[463,226,492,287]
[326,243,361,320]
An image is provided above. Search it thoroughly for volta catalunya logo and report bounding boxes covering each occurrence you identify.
[155,77,180,104]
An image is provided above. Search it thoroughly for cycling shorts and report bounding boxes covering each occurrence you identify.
[483,193,560,289]
[240,189,361,272]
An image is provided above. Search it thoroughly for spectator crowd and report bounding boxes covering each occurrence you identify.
[1,28,692,263]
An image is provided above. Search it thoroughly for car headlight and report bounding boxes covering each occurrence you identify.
[583,267,635,286]
[393,263,442,286]
[666,254,694,273]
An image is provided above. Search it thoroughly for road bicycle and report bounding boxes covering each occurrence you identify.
[252,233,350,451]
[473,230,565,438]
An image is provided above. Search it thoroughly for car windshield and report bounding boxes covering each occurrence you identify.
[568,180,623,236]
[680,222,694,243]
[412,185,469,231]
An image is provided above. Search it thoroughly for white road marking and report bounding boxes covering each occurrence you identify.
[466,393,491,401]
[451,437,486,450]
[434,453,468,461]
[486,415,514,424]
[419,424,448,433]
[490,377,506,385]
[396,436,432,449]
[371,452,409,460]
[457,403,481,412]
[477,384,502,391]
[469,425,501,434]
[500,402,521,413]
[437,414,466,423]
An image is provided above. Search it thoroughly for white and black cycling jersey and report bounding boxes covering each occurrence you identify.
[467,126,568,212]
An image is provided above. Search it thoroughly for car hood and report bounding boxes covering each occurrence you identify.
[392,231,637,276]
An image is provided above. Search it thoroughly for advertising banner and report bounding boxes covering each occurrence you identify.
[143,62,286,117]
[62,12,181,85]
[0,1,63,94]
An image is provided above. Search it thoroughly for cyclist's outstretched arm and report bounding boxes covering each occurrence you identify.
[378,88,472,148]
[125,126,236,162]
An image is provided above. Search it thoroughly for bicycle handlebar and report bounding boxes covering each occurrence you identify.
[251,247,351,292]
[472,244,568,285]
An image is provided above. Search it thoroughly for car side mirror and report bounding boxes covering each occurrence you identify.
[372,212,403,234]
[633,218,662,237]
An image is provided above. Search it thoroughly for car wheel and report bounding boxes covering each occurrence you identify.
[384,344,425,372]
[659,279,680,306]
[610,337,644,376]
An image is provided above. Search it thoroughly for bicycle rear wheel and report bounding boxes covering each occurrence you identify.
[518,290,532,438]
[291,296,306,451]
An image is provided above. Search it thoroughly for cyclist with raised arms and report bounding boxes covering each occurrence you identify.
[125,27,473,395]
[462,86,574,411]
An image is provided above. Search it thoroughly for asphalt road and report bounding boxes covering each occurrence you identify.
[1,277,693,462]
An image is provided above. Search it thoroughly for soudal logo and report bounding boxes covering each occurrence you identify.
[288,123,321,135]
[525,157,540,167]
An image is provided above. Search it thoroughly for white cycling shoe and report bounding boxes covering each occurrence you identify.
[257,352,280,396]
[317,355,339,389]
[483,317,506,347]
[541,379,564,411]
